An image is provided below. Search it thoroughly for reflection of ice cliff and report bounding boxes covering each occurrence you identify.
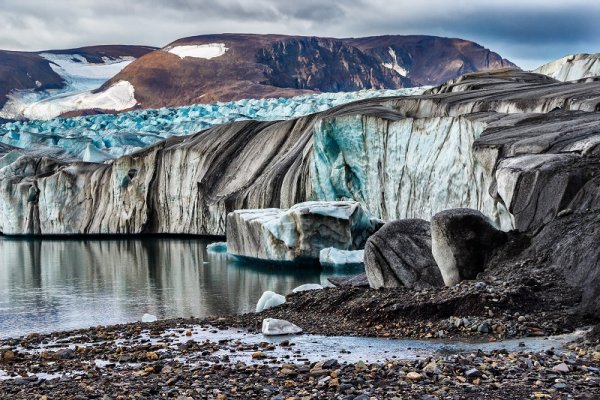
[0,238,327,337]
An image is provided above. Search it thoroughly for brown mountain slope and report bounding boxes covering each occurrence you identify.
[103,33,518,109]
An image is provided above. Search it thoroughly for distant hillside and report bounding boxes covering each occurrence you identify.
[103,34,517,110]
[0,34,517,119]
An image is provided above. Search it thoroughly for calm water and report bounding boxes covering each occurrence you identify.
[0,237,353,339]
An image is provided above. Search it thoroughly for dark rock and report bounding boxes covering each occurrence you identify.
[523,210,600,317]
[431,209,508,286]
[55,348,76,360]
[364,219,444,289]
[328,274,369,288]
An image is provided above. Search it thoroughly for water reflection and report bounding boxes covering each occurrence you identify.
[0,237,354,339]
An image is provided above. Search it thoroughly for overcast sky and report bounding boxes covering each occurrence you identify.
[1,0,599,69]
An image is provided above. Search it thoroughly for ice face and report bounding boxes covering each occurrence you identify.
[0,88,426,161]
[311,115,513,229]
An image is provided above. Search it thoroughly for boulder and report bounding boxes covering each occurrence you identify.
[431,209,507,286]
[364,219,443,289]
[226,201,382,263]
[262,318,303,336]
[319,248,364,268]
[256,291,286,312]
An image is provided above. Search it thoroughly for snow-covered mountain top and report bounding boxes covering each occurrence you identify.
[533,53,600,82]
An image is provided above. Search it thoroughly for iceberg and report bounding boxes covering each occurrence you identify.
[262,318,303,336]
[0,88,426,161]
[256,291,286,312]
[227,201,382,263]
[292,283,324,293]
[319,248,364,268]
[141,313,157,323]
[206,242,228,253]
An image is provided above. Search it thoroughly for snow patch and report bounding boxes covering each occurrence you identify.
[41,53,135,83]
[383,47,408,77]
[168,43,228,60]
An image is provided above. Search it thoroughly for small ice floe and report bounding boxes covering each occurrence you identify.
[262,318,303,336]
[319,248,364,268]
[256,291,286,312]
[141,313,158,323]
[292,283,323,293]
[207,242,228,253]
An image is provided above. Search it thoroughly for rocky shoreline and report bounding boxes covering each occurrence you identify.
[1,266,599,399]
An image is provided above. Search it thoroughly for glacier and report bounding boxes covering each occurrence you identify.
[0,71,598,236]
[0,54,137,120]
[0,88,426,162]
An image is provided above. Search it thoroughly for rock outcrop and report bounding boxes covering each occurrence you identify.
[226,201,381,263]
[364,219,443,289]
[431,209,508,286]
[1,70,600,235]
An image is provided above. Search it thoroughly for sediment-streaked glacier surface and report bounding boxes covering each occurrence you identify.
[0,88,425,162]
[1,70,599,236]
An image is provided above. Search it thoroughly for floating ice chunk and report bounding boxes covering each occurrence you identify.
[320,248,364,268]
[168,44,228,59]
[292,283,324,293]
[207,241,228,253]
[141,313,157,323]
[256,291,286,312]
[262,318,303,336]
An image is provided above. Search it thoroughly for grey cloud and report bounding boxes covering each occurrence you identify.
[0,0,598,69]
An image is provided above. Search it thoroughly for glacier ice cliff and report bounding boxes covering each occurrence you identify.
[1,70,599,236]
